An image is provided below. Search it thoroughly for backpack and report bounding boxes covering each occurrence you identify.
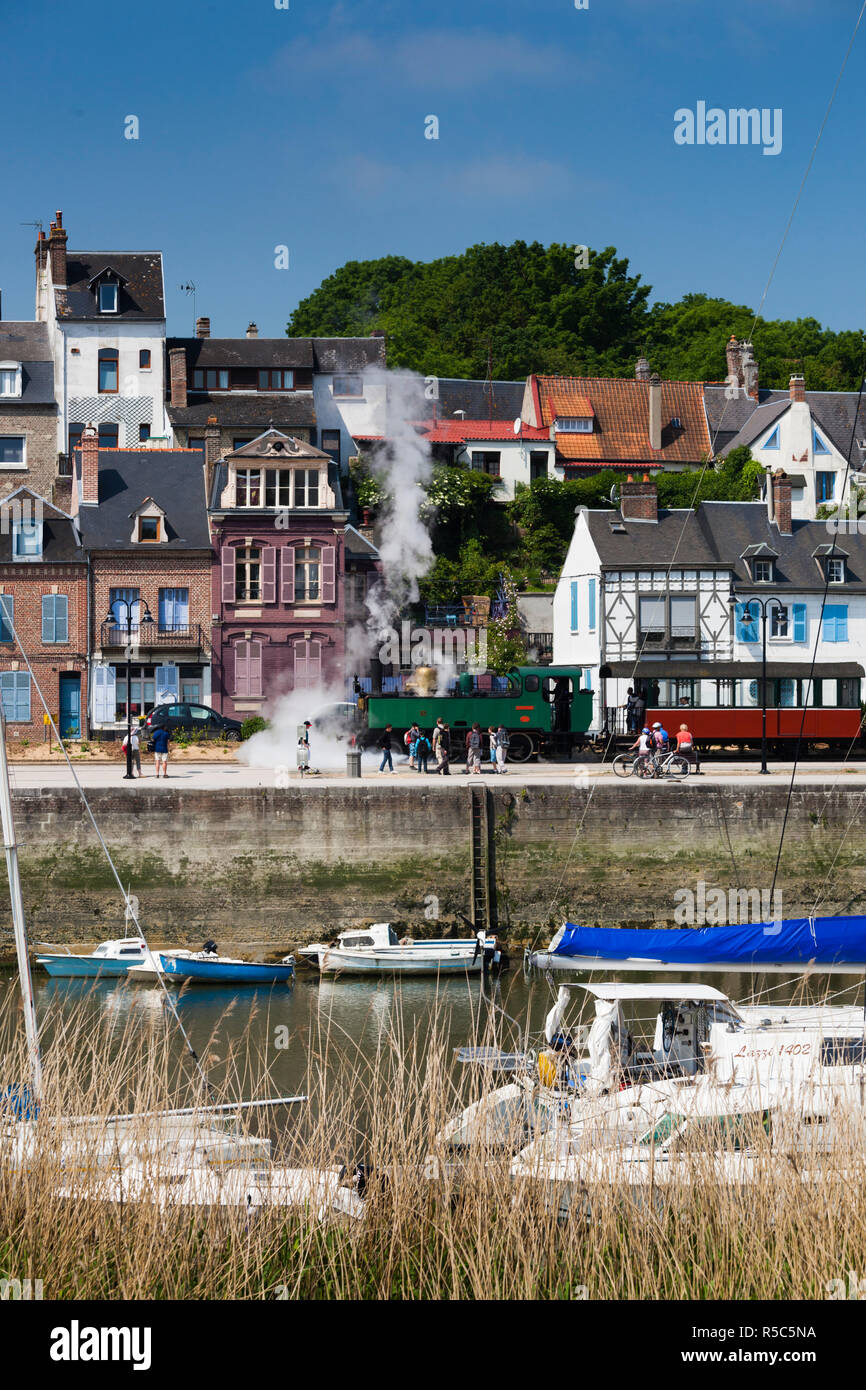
[469,730,481,750]
[497,728,510,748]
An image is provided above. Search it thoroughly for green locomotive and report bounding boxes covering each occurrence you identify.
[361,666,593,762]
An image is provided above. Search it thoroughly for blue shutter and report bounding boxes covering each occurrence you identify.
[1,671,29,722]
[588,577,597,631]
[823,604,848,642]
[0,595,14,643]
[155,664,179,704]
[735,601,759,642]
[92,665,116,723]
[583,667,592,691]
[41,595,68,643]
[792,603,806,642]
[570,581,579,632]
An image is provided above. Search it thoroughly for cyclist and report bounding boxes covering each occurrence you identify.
[629,725,653,773]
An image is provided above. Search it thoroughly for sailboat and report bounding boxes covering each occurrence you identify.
[0,699,361,1218]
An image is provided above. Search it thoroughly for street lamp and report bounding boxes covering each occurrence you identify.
[728,590,786,775]
[106,598,153,779]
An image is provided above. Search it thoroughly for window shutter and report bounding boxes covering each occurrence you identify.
[321,545,336,603]
[281,546,295,603]
[837,604,848,641]
[248,640,263,697]
[56,595,69,643]
[0,594,14,642]
[294,639,321,689]
[41,595,53,643]
[155,664,178,704]
[735,601,759,642]
[792,603,806,642]
[588,578,597,631]
[221,547,235,603]
[234,641,249,696]
[570,581,578,632]
[92,665,116,723]
[822,604,848,643]
[1,672,30,722]
[262,547,277,604]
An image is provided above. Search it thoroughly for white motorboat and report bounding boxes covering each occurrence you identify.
[36,937,164,980]
[301,922,503,976]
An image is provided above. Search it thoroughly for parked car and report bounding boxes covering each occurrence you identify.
[308,701,360,745]
[144,702,243,748]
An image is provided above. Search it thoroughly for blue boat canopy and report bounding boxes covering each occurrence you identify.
[548,918,866,970]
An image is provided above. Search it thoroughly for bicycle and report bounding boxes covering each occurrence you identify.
[636,747,691,779]
[612,751,642,777]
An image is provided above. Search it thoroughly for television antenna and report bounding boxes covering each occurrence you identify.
[178,281,197,333]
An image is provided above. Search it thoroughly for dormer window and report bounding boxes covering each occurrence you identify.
[130,499,166,543]
[556,416,593,433]
[754,559,774,583]
[192,369,229,391]
[0,362,22,398]
[827,557,845,584]
[13,519,43,558]
[139,517,159,542]
[98,282,118,313]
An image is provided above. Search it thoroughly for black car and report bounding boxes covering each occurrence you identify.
[144,702,243,746]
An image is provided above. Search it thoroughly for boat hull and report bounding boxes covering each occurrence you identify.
[37,956,141,979]
[317,946,485,976]
[158,955,294,985]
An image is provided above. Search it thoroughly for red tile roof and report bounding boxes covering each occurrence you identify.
[534,375,711,465]
[420,419,549,444]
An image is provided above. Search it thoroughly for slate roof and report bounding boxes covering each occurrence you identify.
[166,336,385,373]
[344,524,380,558]
[0,322,56,406]
[166,393,317,429]
[426,378,526,423]
[583,500,866,591]
[56,253,165,321]
[208,430,345,513]
[535,375,711,466]
[0,489,83,563]
[74,449,210,551]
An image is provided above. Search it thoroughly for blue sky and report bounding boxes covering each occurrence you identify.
[1,0,863,344]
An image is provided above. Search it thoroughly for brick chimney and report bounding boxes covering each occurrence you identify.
[195,316,211,339]
[203,416,221,499]
[741,341,759,400]
[648,373,662,450]
[789,374,806,403]
[620,472,658,523]
[769,468,792,534]
[246,322,258,338]
[78,424,100,508]
[635,355,650,383]
[725,335,742,386]
[169,346,188,408]
[48,211,67,288]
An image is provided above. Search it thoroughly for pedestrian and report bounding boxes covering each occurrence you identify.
[676,722,694,769]
[122,725,142,777]
[495,723,509,773]
[466,722,482,775]
[405,722,420,768]
[632,690,646,731]
[378,724,394,774]
[488,726,497,770]
[152,722,172,778]
[623,687,637,734]
[415,729,432,773]
[434,722,451,775]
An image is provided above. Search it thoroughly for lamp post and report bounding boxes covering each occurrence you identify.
[728,591,786,775]
[107,598,153,779]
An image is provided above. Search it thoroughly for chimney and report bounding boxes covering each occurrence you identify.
[741,341,759,400]
[725,335,742,386]
[169,346,188,409]
[202,416,221,498]
[620,472,658,523]
[48,211,68,288]
[635,355,650,383]
[195,316,210,339]
[648,373,662,450]
[770,468,792,534]
[789,374,806,403]
[78,424,100,507]
[246,322,259,338]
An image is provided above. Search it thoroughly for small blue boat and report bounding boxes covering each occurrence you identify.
[36,937,162,979]
[159,942,294,985]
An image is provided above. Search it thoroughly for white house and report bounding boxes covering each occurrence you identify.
[35,213,168,457]
[554,472,866,734]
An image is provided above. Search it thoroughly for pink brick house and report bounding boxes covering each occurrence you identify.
[208,430,352,718]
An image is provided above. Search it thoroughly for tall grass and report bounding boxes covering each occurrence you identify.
[1,975,865,1300]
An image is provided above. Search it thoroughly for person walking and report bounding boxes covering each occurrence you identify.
[296,720,312,776]
[466,723,482,775]
[378,725,394,773]
[495,723,509,773]
[152,723,172,778]
[434,722,451,775]
[488,726,498,771]
[415,729,431,774]
[405,722,420,768]
[122,724,142,777]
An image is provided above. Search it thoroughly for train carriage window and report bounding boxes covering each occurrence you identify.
[838,678,860,707]
[524,675,540,692]
[542,676,573,732]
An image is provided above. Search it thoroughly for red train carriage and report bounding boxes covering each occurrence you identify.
[646,705,863,754]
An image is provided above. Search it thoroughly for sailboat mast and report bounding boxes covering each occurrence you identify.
[0,708,41,1099]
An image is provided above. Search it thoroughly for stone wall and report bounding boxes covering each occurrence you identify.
[1,781,863,956]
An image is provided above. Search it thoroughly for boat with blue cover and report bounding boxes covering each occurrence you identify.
[159,941,295,985]
[530,917,866,974]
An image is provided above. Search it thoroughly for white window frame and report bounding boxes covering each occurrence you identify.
[0,363,22,398]
[769,605,790,641]
[753,559,774,583]
[827,557,845,584]
[555,417,593,433]
[0,435,26,470]
[13,519,43,559]
[98,282,119,313]
[332,374,362,397]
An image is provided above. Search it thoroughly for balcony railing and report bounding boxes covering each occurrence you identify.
[100,621,203,649]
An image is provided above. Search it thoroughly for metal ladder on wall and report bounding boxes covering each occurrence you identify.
[468,785,497,935]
